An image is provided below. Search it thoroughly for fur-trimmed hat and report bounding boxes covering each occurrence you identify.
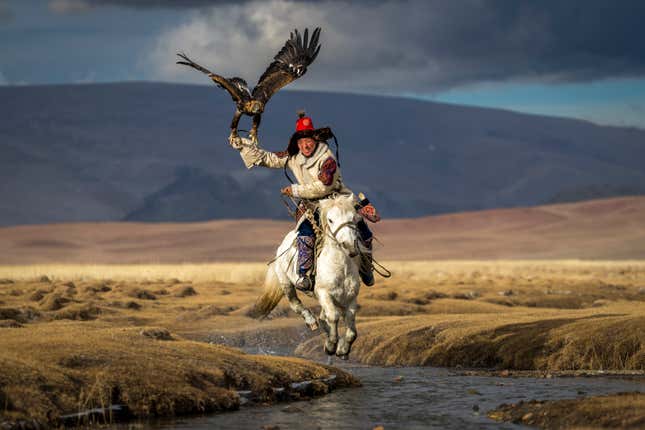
[287,110,333,156]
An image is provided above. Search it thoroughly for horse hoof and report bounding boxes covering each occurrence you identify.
[337,353,349,361]
[324,343,337,355]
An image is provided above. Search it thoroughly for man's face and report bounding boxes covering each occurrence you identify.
[297,137,317,157]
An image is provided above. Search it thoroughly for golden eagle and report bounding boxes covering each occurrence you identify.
[177,27,321,142]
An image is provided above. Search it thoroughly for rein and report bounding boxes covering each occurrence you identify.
[268,195,392,280]
[326,221,359,258]
[325,219,392,278]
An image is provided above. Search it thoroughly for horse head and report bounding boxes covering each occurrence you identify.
[319,194,360,257]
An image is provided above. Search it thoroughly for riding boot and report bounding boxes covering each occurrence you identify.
[358,236,375,286]
[296,235,315,291]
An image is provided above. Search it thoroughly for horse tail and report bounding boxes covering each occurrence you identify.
[248,265,284,319]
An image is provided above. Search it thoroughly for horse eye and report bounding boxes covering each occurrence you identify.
[328,219,334,224]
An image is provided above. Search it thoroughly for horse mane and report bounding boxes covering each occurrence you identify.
[318,194,355,229]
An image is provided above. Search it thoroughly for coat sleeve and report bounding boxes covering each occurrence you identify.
[291,155,340,199]
[230,136,288,169]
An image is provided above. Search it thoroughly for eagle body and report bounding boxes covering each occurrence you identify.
[177,27,321,142]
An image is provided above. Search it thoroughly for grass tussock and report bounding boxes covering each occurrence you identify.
[0,275,356,427]
[488,392,645,429]
[0,323,356,426]
[296,260,645,369]
[297,303,645,369]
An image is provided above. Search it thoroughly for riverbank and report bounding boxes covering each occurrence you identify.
[139,366,644,430]
[488,392,645,429]
[0,272,359,428]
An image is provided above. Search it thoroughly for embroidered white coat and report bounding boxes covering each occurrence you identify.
[231,136,353,224]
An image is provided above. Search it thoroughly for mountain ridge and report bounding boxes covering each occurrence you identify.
[1,82,644,226]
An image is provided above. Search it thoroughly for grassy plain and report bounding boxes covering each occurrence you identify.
[1,260,644,427]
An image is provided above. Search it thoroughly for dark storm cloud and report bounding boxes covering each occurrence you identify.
[145,0,645,92]
[0,2,14,24]
[51,0,324,11]
[47,0,645,91]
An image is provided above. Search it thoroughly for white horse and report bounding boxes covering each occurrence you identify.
[251,194,363,359]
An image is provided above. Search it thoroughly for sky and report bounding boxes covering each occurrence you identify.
[1,0,644,128]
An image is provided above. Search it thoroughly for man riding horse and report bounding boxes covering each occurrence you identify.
[229,111,378,291]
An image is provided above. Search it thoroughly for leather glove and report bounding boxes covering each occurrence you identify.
[229,134,243,150]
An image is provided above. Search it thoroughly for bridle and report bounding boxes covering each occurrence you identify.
[326,219,360,258]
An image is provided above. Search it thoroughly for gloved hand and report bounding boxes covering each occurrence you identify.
[358,202,380,223]
[228,133,243,149]
[229,133,257,150]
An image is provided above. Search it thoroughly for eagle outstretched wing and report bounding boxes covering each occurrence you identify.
[252,27,321,105]
[176,52,251,103]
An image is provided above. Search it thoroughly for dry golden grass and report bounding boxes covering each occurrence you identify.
[0,274,355,427]
[488,392,645,429]
[297,302,645,369]
[303,261,645,370]
[1,260,644,427]
[0,263,268,284]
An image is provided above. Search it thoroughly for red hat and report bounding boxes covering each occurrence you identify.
[296,112,315,132]
[287,110,333,156]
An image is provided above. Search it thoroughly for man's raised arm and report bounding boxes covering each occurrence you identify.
[229,135,288,170]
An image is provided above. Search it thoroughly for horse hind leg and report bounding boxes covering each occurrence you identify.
[336,299,358,360]
[284,284,318,331]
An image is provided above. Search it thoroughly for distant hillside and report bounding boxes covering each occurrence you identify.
[1,196,644,263]
[1,82,645,226]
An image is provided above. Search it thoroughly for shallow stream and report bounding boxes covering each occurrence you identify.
[142,364,643,429]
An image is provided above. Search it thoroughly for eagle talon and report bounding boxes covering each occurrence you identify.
[228,130,243,149]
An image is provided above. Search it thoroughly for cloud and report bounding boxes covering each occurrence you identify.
[0,70,7,85]
[86,0,322,8]
[49,0,95,14]
[142,0,645,94]
[0,1,13,24]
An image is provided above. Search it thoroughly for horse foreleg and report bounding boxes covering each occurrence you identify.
[284,285,318,331]
[336,299,358,360]
[318,309,331,336]
[318,290,339,355]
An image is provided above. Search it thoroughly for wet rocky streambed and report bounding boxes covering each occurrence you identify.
[128,363,643,430]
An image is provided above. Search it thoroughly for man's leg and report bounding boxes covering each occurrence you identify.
[296,219,315,291]
[357,219,375,286]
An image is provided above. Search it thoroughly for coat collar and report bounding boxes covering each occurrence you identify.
[295,142,328,168]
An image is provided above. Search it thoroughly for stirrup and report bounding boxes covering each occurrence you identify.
[295,275,314,292]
